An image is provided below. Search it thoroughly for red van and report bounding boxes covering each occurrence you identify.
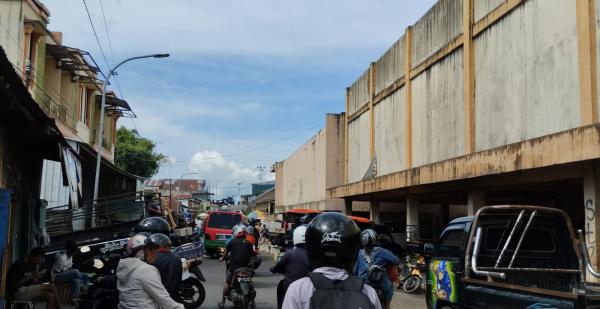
[203,211,245,255]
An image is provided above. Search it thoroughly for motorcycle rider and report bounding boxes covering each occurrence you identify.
[116,233,184,309]
[144,233,182,303]
[282,212,382,309]
[270,225,310,309]
[218,224,255,308]
[354,229,400,309]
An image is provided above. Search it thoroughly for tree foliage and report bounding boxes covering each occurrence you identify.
[115,126,165,178]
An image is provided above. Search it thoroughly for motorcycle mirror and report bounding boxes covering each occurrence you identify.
[80,246,91,253]
[93,258,104,269]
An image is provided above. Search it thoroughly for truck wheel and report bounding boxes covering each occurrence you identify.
[402,276,421,294]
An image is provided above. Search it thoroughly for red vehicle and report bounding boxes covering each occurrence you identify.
[203,211,245,255]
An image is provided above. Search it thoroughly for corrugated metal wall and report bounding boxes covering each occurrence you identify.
[475,0,580,151]
[40,159,70,208]
[412,48,465,167]
[375,36,406,94]
[348,113,371,183]
[374,89,406,176]
[412,0,463,67]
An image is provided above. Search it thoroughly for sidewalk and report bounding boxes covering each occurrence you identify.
[391,290,426,308]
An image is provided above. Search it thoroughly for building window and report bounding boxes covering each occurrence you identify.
[80,87,92,125]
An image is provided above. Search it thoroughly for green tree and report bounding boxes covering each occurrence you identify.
[115,126,165,178]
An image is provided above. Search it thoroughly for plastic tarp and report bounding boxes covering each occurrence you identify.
[62,147,82,209]
[0,189,10,309]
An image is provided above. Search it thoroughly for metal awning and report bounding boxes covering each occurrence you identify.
[95,94,136,118]
[46,44,100,80]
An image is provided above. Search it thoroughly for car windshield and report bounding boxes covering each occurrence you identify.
[207,213,241,229]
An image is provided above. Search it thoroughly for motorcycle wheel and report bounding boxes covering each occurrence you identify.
[179,277,206,309]
[402,276,421,294]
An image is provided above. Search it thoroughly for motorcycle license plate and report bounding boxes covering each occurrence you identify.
[238,277,252,282]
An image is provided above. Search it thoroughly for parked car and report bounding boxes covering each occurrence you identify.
[424,205,600,308]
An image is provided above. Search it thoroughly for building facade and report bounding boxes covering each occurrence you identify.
[323,0,600,278]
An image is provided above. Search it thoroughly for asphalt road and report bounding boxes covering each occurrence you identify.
[200,254,279,309]
[199,253,426,309]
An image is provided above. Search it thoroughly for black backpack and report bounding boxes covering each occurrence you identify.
[308,272,375,309]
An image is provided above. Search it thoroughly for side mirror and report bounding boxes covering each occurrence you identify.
[80,246,91,253]
[424,242,436,254]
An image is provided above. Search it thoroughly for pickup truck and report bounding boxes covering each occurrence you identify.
[425,205,600,309]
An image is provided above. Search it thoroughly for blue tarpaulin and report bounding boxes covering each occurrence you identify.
[0,189,11,309]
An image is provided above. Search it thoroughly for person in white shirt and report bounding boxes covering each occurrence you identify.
[52,240,89,304]
[282,212,382,309]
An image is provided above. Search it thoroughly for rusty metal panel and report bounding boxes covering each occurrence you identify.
[374,88,406,176]
[348,113,371,183]
[375,36,406,94]
[474,0,505,22]
[475,0,580,152]
[412,48,465,167]
[348,69,370,115]
[412,0,463,68]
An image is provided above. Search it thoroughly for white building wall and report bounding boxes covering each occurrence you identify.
[347,113,371,183]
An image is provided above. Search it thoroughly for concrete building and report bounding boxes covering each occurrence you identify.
[252,187,275,214]
[324,0,600,275]
[274,113,364,213]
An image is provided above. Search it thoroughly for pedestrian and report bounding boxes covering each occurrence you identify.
[282,212,382,309]
[354,229,400,309]
[144,233,182,302]
[218,225,255,308]
[52,240,90,305]
[6,247,62,309]
[270,225,310,309]
[116,233,184,309]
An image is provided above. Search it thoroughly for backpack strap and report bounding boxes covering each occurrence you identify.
[308,272,365,292]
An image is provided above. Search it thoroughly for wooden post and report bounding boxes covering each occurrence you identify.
[345,88,350,184]
[577,0,599,125]
[404,27,414,169]
[463,0,476,153]
[369,63,376,161]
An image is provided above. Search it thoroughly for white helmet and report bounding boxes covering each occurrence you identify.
[126,234,148,258]
[293,225,307,246]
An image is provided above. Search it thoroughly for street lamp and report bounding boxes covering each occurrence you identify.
[92,53,170,203]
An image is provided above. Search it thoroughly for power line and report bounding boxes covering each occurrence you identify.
[82,0,110,75]
[98,0,124,98]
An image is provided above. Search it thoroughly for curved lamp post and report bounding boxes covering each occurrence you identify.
[93,54,170,203]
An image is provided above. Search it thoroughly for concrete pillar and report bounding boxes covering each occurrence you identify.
[584,165,600,282]
[344,199,353,215]
[406,195,419,242]
[467,190,485,216]
[370,200,380,224]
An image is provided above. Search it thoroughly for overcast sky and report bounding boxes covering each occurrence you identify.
[42,0,435,199]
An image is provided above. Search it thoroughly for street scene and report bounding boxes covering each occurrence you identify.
[3,0,600,308]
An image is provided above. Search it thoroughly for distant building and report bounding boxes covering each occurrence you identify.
[252,180,275,196]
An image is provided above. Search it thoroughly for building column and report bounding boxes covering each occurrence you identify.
[406,195,419,242]
[584,165,600,282]
[467,190,485,216]
[370,200,380,224]
[344,199,353,216]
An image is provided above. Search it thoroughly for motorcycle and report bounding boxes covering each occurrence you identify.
[179,257,207,309]
[227,267,256,309]
[401,255,427,294]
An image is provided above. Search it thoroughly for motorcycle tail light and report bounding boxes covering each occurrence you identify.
[238,270,251,277]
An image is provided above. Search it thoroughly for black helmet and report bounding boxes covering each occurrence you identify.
[361,229,378,248]
[132,217,171,235]
[145,233,172,249]
[305,212,361,271]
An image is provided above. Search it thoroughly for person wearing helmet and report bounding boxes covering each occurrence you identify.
[218,224,255,308]
[116,233,184,309]
[282,212,382,309]
[270,225,310,309]
[145,233,182,303]
[354,229,400,309]
[131,217,171,235]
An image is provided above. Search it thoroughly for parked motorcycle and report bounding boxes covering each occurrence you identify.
[402,255,427,294]
[179,257,206,309]
[227,267,256,309]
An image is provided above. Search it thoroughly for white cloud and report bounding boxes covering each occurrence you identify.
[188,151,270,199]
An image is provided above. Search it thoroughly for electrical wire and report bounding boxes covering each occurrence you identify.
[98,0,124,99]
[82,0,110,75]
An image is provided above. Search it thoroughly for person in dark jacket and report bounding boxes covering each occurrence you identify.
[145,233,182,302]
[270,225,310,309]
